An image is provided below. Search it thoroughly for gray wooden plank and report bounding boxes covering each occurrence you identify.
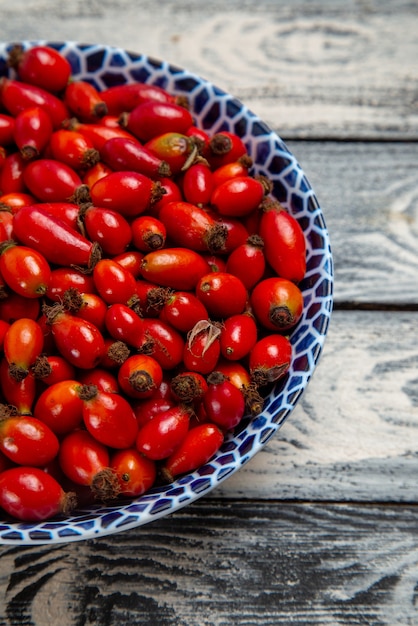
[214,310,418,503]
[0,0,417,138]
[1,501,417,625]
[286,140,418,304]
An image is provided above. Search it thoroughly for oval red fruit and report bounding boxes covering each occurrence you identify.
[0,467,76,521]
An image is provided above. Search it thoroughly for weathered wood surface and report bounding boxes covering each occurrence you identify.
[1,0,418,139]
[1,1,418,625]
[282,141,418,304]
[1,502,418,626]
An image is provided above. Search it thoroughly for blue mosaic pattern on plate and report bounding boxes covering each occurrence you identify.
[0,41,333,544]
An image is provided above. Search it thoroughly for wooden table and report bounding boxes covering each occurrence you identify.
[1,1,417,624]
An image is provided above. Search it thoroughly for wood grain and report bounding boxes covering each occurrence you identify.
[286,141,418,304]
[1,501,417,626]
[1,0,417,138]
[0,3,417,624]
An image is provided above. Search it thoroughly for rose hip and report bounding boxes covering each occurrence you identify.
[0,466,76,521]
[121,100,193,142]
[0,43,310,526]
[13,106,53,160]
[8,44,71,92]
[162,423,224,481]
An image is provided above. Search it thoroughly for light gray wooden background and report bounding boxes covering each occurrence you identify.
[0,1,417,625]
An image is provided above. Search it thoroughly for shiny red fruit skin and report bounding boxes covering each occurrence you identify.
[185,125,210,147]
[100,136,171,179]
[123,100,193,142]
[0,467,70,521]
[131,215,166,252]
[0,359,37,414]
[202,255,226,274]
[31,201,80,230]
[47,310,106,370]
[113,250,144,278]
[145,132,193,175]
[250,277,304,332]
[13,205,98,269]
[159,290,209,333]
[90,170,159,218]
[0,113,16,145]
[0,415,59,466]
[226,235,266,290]
[0,243,51,298]
[152,374,172,400]
[82,161,113,187]
[0,152,27,194]
[0,191,35,214]
[259,205,306,283]
[49,129,100,171]
[214,358,252,391]
[140,318,185,370]
[4,317,44,375]
[101,82,178,116]
[133,397,175,428]
[105,303,145,349]
[34,354,76,386]
[210,175,265,217]
[64,80,108,122]
[59,429,109,486]
[0,320,10,351]
[219,313,258,361]
[182,322,221,375]
[249,334,292,385]
[46,267,95,302]
[72,120,133,154]
[77,368,119,394]
[158,201,227,254]
[206,131,247,169]
[162,423,224,479]
[209,212,249,254]
[0,208,14,243]
[22,158,82,202]
[135,404,190,461]
[141,248,209,290]
[203,375,246,430]
[13,106,53,160]
[0,292,40,324]
[117,354,163,400]
[0,77,70,128]
[81,389,139,449]
[182,162,214,206]
[82,205,132,256]
[12,44,71,92]
[93,259,137,304]
[150,177,183,216]
[71,292,108,332]
[33,379,84,435]
[212,159,252,187]
[110,448,156,497]
[0,146,6,170]
[195,272,248,318]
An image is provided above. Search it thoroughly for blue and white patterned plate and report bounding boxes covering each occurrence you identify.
[0,41,333,544]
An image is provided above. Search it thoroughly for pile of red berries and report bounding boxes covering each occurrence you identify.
[0,44,306,522]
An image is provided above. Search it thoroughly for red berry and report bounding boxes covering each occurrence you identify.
[0,466,76,521]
